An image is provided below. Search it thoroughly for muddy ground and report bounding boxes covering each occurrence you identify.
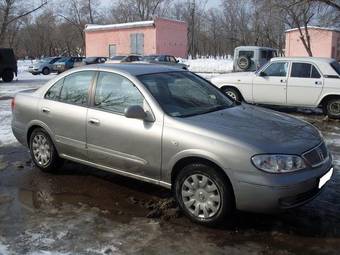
[0,76,340,254]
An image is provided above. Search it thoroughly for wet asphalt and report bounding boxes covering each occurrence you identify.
[0,79,340,254]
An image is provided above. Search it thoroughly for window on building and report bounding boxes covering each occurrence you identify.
[130,33,144,55]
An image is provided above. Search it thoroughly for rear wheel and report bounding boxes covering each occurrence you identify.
[324,98,340,119]
[42,67,50,75]
[174,163,234,226]
[222,87,241,102]
[2,69,14,82]
[29,128,63,172]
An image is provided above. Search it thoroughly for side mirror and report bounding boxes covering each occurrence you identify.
[176,59,179,63]
[124,105,147,120]
[259,71,266,77]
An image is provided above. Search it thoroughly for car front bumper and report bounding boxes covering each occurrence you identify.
[28,67,42,74]
[234,157,333,213]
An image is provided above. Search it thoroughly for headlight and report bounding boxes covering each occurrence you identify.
[251,154,306,173]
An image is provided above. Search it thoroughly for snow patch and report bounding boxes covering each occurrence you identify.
[0,241,9,255]
[0,99,17,147]
[180,57,233,73]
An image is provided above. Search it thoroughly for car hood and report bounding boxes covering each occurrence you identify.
[181,104,321,154]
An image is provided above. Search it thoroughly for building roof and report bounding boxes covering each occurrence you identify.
[285,26,340,33]
[84,17,186,32]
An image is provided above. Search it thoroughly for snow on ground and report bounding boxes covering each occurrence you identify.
[180,56,233,73]
[0,60,56,147]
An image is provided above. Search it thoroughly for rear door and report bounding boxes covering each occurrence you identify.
[287,62,323,106]
[86,71,162,180]
[252,61,289,105]
[39,71,96,160]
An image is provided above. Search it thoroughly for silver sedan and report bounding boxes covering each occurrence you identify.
[12,64,333,226]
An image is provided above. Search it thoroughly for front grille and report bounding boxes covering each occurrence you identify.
[302,142,328,167]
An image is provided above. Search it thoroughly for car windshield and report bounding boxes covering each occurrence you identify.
[111,56,126,60]
[141,56,158,61]
[138,72,233,117]
[330,61,340,75]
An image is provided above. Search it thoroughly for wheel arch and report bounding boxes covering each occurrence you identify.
[26,122,59,154]
[220,85,244,101]
[170,156,235,201]
[318,94,340,107]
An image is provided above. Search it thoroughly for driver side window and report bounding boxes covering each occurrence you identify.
[263,62,288,77]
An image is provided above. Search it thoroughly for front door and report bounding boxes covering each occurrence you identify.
[39,71,96,160]
[86,71,162,180]
[252,61,289,105]
[287,62,324,106]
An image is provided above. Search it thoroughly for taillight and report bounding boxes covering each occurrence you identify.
[11,97,15,111]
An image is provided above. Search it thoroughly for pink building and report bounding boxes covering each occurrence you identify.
[84,18,188,58]
[285,26,340,60]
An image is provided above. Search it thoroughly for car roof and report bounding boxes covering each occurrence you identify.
[77,63,184,76]
[235,46,277,51]
[271,56,334,63]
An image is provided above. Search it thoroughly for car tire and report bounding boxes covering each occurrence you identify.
[324,98,340,119]
[174,163,234,226]
[42,67,50,75]
[222,87,241,102]
[29,128,63,172]
[2,69,14,82]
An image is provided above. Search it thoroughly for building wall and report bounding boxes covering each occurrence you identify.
[155,18,188,58]
[285,28,340,60]
[85,26,156,57]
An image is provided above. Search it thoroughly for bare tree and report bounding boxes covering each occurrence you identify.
[0,0,47,45]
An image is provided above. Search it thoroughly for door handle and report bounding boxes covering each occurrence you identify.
[88,118,100,125]
[280,79,286,83]
[315,81,322,85]
[42,107,50,113]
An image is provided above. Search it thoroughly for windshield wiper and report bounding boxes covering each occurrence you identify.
[178,105,229,118]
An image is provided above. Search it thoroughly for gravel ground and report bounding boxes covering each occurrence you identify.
[0,72,339,255]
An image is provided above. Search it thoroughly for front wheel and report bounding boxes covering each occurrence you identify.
[222,87,241,102]
[174,163,234,226]
[324,98,340,119]
[42,67,50,75]
[29,128,63,172]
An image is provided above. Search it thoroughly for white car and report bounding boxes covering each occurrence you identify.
[211,57,340,118]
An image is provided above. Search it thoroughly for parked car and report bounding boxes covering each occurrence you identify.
[83,57,107,65]
[233,46,278,72]
[28,57,61,75]
[106,55,141,63]
[212,57,340,119]
[0,48,17,82]
[140,55,188,69]
[12,64,333,226]
[53,57,84,73]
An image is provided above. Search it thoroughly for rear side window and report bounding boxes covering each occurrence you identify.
[239,51,254,59]
[94,72,144,114]
[45,78,64,100]
[59,71,95,106]
[291,63,321,78]
[330,61,340,75]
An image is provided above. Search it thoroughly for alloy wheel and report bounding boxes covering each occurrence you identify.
[32,134,51,166]
[181,173,221,219]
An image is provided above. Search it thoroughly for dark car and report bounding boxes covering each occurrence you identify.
[0,48,17,82]
[107,55,141,63]
[53,57,84,73]
[84,57,107,65]
[140,55,188,69]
